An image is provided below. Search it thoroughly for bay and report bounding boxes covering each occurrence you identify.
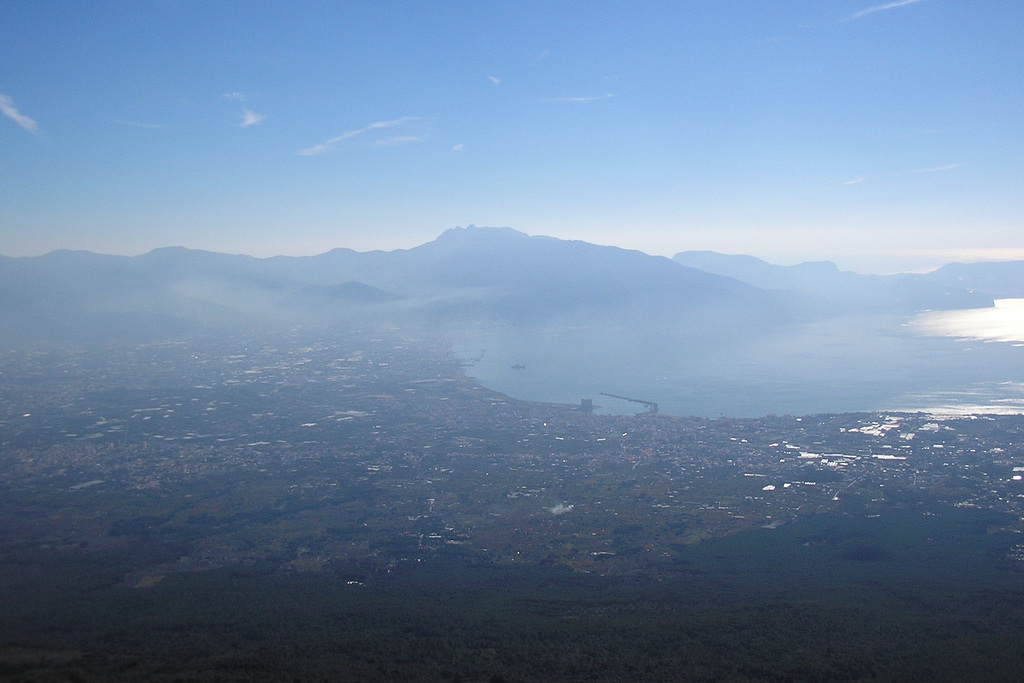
[455,302,1024,418]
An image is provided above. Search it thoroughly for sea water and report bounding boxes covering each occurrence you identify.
[455,300,1024,418]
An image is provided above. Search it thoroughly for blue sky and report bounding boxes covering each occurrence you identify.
[1,0,1021,272]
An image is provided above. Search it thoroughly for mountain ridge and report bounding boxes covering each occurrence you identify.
[1,227,1008,347]
[672,250,996,313]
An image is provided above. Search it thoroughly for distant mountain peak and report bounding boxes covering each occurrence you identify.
[436,226,528,242]
[791,260,840,274]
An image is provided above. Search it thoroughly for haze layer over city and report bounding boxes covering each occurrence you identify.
[3,2,1024,681]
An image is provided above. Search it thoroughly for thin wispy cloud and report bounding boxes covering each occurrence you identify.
[488,75,501,85]
[111,119,164,129]
[371,135,420,148]
[544,93,614,103]
[843,177,866,185]
[0,94,40,135]
[844,0,925,22]
[222,91,248,101]
[240,109,266,127]
[297,117,418,156]
[452,143,465,151]
[908,163,964,174]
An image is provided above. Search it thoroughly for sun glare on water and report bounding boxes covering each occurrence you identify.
[910,299,1024,344]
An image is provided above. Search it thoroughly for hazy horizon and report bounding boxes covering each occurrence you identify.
[4,225,1024,277]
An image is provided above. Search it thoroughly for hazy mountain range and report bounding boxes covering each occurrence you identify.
[0,226,1016,347]
[672,251,1002,313]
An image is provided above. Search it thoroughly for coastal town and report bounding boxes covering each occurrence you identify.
[2,330,1024,580]
[4,331,1019,581]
